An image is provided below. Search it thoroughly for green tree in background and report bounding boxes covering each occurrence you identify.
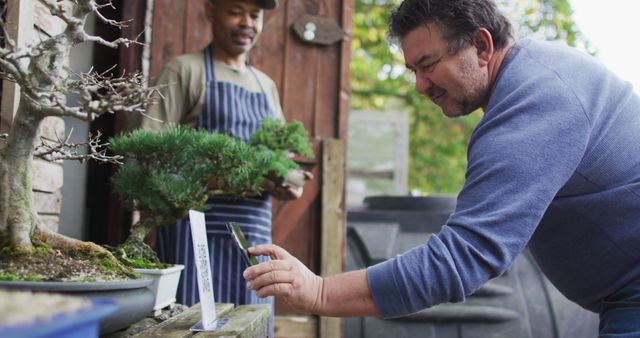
[351,0,593,194]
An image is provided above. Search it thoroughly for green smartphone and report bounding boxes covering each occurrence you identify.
[226,222,259,266]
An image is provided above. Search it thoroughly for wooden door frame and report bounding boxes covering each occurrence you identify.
[0,0,34,135]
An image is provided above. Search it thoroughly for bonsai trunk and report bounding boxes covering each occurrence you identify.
[0,26,70,252]
[114,216,168,268]
[0,97,44,252]
[0,0,158,281]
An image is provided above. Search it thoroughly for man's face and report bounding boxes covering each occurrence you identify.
[401,24,489,118]
[206,0,264,57]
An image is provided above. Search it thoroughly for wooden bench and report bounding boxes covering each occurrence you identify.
[130,303,270,338]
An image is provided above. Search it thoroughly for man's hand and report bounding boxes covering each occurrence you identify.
[243,244,324,315]
[262,178,303,200]
[207,169,313,199]
[263,169,313,201]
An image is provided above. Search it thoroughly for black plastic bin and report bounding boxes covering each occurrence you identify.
[345,195,598,338]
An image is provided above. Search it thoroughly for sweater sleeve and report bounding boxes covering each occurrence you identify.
[367,61,592,318]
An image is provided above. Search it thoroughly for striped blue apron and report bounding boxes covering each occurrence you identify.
[157,45,275,328]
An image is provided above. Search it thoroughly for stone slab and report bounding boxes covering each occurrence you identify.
[34,190,62,214]
[31,159,63,193]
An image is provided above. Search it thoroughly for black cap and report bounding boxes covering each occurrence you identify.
[259,0,278,9]
[210,0,278,10]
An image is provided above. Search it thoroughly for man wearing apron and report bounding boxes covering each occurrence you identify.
[139,0,293,336]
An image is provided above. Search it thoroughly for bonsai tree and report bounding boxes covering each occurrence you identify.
[109,118,314,269]
[0,1,156,281]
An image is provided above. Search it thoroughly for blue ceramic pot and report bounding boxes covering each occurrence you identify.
[0,298,117,338]
[0,278,154,334]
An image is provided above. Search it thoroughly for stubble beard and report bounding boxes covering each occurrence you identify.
[446,55,489,118]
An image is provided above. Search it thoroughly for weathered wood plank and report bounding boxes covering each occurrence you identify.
[184,0,211,53]
[132,303,270,338]
[320,138,346,338]
[272,141,321,246]
[205,304,270,338]
[338,0,354,139]
[275,315,318,338]
[149,0,187,79]
[115,0,146,135]
[34,190,62,214]
[313,44,339,137]
[313,0,342,139]
[251,4,286,96]
[119,0,146,76]
[133,303,235,338]
[31,160,63,193]
[281,0,320,126]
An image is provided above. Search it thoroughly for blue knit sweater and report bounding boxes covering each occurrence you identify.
[367,39,640,316]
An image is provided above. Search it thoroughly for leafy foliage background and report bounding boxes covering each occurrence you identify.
[350,0,594,194]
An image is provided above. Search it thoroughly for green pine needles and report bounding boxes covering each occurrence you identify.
[108,118,313,268]
[249,118,315,159]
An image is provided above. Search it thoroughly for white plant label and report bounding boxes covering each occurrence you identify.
[188,210,217,331]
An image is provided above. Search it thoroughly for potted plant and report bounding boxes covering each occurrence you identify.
[0,0,158,333]
[107,118,314,310]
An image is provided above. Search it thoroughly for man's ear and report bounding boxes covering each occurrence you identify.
[473,28,494,66]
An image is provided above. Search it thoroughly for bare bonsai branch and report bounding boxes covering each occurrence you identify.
[83,31,144,49]
[61,0,144,48]
[68,70,158,117]
[0,36,32,88]
[35,130,123,164]
[92,1,131,29]
[37,0,74,26]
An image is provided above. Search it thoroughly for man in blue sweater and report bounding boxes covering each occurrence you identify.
[243,0,640,335]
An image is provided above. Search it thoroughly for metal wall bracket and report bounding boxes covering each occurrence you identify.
[291,15,344,46]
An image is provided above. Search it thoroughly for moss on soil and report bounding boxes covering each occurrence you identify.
[0,244,137,282]
[118,256,168,270]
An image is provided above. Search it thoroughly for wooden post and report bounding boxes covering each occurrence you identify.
[0,0,34,135]
[320,138,346,338]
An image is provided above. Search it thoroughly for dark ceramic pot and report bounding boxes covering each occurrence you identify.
[0,278,154,335]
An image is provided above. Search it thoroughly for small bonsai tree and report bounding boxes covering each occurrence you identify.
[108,118,314,269]
[0,1,156,281]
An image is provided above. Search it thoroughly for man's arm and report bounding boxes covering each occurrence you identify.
[320,270,380,317]
[243,244,380,317]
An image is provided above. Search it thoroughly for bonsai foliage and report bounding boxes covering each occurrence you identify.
[249,118,315,159]
[0,1,156,281]
[109,118,313,268]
